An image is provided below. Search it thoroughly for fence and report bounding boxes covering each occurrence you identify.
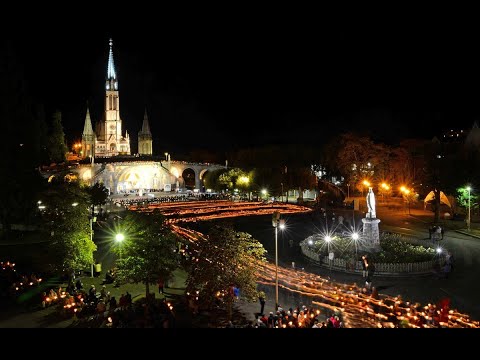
[300,242,437,277]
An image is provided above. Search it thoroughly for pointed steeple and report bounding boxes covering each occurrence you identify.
[106,38,118,90]
[83,105,94,135]
[140,108,152,136]
[138,108,153,155]
[82,103,96,159]
[466,121,480,148]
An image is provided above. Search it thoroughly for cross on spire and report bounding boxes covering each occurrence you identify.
[106,38,118,90]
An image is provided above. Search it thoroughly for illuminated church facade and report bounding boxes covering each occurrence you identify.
[81,39,152,158]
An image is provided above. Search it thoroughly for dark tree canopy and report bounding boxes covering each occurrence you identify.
[47,110,68,164]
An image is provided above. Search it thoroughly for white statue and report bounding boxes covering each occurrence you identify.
[366,187,376,219]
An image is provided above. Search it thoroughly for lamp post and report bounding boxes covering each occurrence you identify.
[347,183,350,200]
[115,233,125,259]
[272,211,284,311]
[325,235,333,270]
[467,186,471,232]
[352,232,359,260]
[90,216,96,277]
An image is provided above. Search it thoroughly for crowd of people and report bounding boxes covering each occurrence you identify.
[240,305,344,328]
[0,260,43,301]
[40,279,175,328]
[113,192,232,209]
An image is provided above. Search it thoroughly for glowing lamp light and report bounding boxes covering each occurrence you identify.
[325,235,332,242]
[261,189,267,195]
[308,239,313,245]
[436,247,442,254]
[115,233,125,242]
[352,233,359,240]
[72,202,78,207]
[238,176,250,184]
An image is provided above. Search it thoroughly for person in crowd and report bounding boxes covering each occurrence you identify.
[157,278,164,294]
[259,293,266,315]
[361,255,368,278]
[88,285,97,302]
[100,285,107,299]
[75,278,83,291]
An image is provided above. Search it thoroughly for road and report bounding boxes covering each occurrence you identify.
[232,204,480,321]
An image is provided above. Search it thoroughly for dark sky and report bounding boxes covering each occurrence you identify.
[8,26,480,156]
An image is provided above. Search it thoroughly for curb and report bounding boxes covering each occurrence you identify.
[455,230,480,240]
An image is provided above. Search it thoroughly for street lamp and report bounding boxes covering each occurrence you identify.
[466,186,471,232]
[362,180,371,197]
[347,183,350,199]
[262,189,267,201]
[380,183,390,203]
[400,186,412,215]
[272,211,285,311]
[115,233,125,259]
[89,216,96,277]
[352,232,359,260]
[325,235,333,270]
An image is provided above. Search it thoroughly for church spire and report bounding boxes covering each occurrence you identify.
[106,38,118,90]
[138,107,153,155]
[82,103,96,159]
[140,108,152,135]
[83,105,94,135]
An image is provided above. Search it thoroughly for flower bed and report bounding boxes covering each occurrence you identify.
[301,232,439,276]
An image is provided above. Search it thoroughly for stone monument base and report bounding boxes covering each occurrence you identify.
[361,218,381,253]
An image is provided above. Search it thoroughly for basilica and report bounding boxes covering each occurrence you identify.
[81,39,152,158]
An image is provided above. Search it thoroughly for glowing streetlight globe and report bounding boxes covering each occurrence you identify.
[325,235,332,242]
[115,233,125,242]
[436,247,442,254]
[352,233,359,240]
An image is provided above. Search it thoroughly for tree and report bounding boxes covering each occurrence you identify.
[87,183,109,216]
[457,187,478,216]
[47,110,68,163]
[336,133,376,186]
[40,181,96,274]
[88,183,109,206]
[186,223,266,320]
[203,168,229,192]
[114,211,179,298]
[422,138,459,223]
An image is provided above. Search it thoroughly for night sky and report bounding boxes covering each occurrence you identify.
[7,27,480,156]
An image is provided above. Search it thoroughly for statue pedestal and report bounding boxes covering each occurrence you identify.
[361,218,381,253]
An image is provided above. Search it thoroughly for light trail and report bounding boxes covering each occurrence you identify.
[134,202,480,328]
[130,200,311,223]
